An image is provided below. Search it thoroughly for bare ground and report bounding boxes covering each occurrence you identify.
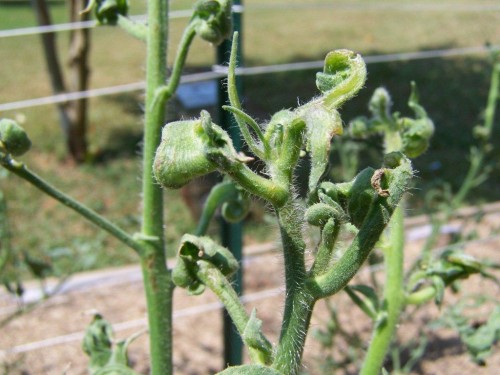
[1,210,499,375]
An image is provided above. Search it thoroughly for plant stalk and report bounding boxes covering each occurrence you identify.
[0,159,144,255]
[360,206,405,375]
[271,202,315,374]
[140,0,173,374]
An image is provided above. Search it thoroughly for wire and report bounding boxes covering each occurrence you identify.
[2,44,499,112]
[0,5,244,39]
[2,2,499,39]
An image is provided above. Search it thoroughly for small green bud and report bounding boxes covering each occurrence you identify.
[95,0,128,25]
[383,151,406,169]
[349,116,370,138]
[400,117,434,158]
[368,87,392,120]
[193,0,232,45]
[0,118,31,156]
[82,313,113,372]
[473,125,490,141]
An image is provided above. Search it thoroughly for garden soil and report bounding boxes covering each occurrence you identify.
[1,210,499,375]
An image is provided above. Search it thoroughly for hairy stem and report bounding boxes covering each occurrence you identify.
[153,22,197,109]
[140,0,173,373]
[306,198,396,299]
[271,202,315,374]
[360,206,405,375]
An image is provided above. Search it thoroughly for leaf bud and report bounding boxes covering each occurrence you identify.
[193,0,232,45]
[368,87,392,119]
[400,117,434,158]
[349,116,370,138]
[94,0,128,25]
[0,118,31,156]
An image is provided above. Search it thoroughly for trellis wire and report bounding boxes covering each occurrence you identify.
[1,44,499,112]
[1,2,499,39]
[3,232,499,356]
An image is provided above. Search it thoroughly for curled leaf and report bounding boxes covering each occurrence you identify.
[316,49,367,110]
[172,234,239,295]
[154,113,237,189]
[192,0,232,45]
[221,188,250,223]
[302,105,342,192]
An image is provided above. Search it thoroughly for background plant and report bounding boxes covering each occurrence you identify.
[311,52,500,374]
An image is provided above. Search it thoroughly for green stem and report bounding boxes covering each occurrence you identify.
[307,198,397,299]
[483,60,500,136]
[0,158,144,255]
[309,218,341,276]
[422,59,500,264]
[227,33,267,159]
[271,201,315,375]
[194,181,238,236]
[360,206,405,375]
[153,22,197,110]
[117,15,147,42]
[140,0,173,373]
[196,260,273,364]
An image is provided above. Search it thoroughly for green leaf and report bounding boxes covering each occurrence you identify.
[22,251,52,279]
[461,306,500,365]
[82,314,113,373]
[345,284,380,319]
[153,119,218,189]
[243,309,273,360]
[172,234,239,295]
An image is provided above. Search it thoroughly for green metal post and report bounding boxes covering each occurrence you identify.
[217,0,244,367]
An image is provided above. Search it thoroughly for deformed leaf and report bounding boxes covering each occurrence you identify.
[302,105,342,192]
[82,314,113,373]
[316,49,367,110]
[172,234,239,295]
[242,309,273,357]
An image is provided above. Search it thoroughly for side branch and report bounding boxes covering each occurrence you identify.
[1,158,144,255]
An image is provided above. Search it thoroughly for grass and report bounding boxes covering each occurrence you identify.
[0,0,499,278]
